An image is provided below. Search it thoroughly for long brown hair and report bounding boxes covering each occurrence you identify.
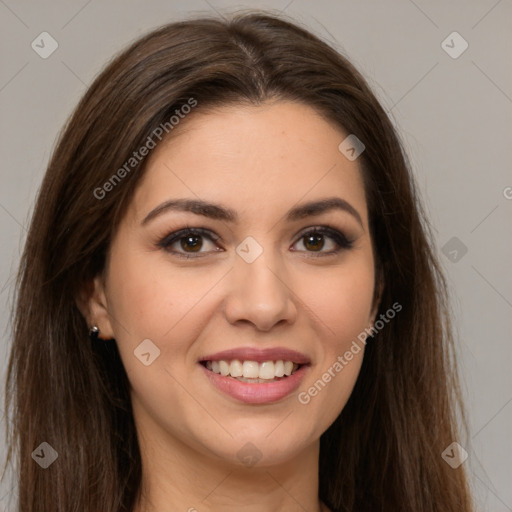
[3,10,473,511]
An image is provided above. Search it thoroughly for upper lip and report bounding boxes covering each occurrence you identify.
[199,347,311,365]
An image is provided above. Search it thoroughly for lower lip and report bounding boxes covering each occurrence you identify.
[199,363,309,404]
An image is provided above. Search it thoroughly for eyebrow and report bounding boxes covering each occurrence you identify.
[141,196,363,227]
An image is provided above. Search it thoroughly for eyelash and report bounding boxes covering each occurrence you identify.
[157,224,354,260]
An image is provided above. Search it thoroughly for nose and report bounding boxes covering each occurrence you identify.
[223,246,298,332]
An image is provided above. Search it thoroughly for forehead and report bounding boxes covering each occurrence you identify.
[129,101,368,226]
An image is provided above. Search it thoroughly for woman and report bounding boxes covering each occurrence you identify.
[3,10,473,512]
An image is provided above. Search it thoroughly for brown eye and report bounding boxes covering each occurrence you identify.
[303,232,326,252]
[158,228,222,258]
[179,235,203,252]
[292,226,354,256]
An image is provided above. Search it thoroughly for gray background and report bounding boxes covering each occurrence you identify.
[0,0,511,510]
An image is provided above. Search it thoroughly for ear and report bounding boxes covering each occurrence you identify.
[76,274,115,340]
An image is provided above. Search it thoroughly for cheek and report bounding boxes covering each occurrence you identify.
[106,248,207,337]
[293,258,374,418]
[104,251,206,404]
[105,247,227,385]
[299,259,375,345]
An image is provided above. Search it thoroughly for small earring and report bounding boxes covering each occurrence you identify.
[89,325,100,340]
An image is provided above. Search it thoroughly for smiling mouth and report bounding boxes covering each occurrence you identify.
[201,359,302,383]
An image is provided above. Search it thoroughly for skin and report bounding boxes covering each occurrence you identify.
[80,100,382,511]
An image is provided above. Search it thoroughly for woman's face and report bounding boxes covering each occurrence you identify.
[90,100,379,467]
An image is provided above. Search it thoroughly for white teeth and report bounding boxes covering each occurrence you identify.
[242,361,260,379]
[274,360,285,377]
[229,359,243,377]
[258,361,275,380]
[204,359,301,380]
[219,360,230,376]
